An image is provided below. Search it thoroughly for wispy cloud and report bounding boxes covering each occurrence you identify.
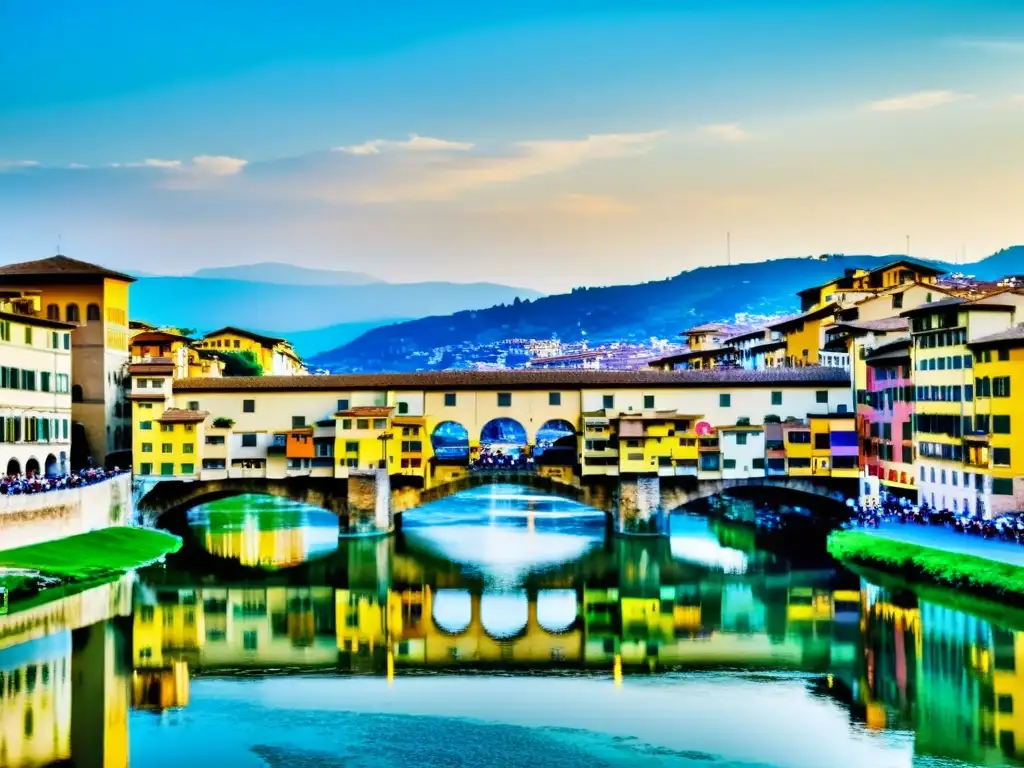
[1012,94,1024,105]
[699,123,750,142]
[0,159,39,171]
[948,37,1024,54]
[112,155,247,176]
[556,193,633,216]
[863,90,971,113]
[334,134,474,155]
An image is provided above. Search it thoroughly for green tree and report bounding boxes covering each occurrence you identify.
[219,350,263,376]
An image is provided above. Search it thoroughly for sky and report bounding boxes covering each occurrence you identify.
[1,0,1022,293]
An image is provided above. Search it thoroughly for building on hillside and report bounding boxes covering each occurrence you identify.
[0,255,133,468]
[129,330,224,379]
[722,328,787,370]
[967,325,1024,515]
[0,291,74,476]
[197,326,305,376]
[902,291,1024,515]
[527,350,608,370]
[126,368,853,489]
[859,337,916,506]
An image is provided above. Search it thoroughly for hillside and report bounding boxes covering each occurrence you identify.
[259,318,411,359]
[130,277,542,334]
[966,246,1024,281]
[310,252,1006,372]
[191,262,382,286]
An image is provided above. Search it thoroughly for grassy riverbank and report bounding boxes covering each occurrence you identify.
[828,530,1024,604]
[0,527,182,578]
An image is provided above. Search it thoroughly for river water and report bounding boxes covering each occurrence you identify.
[2,484,1023,767]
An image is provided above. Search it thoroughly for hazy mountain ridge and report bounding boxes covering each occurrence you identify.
[130,276,543,336]
[190,262,382,286]
[311,249,1022,372]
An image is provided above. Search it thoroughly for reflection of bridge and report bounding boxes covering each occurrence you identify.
[137,471,854,538]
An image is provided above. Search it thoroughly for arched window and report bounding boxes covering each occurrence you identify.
[86,303,101,322]
[46,304,60,320]
[66,304,80,323]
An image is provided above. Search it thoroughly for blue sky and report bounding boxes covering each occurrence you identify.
[1,1,1022,291]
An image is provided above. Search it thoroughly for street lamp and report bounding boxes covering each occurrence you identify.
[377,431,393,470]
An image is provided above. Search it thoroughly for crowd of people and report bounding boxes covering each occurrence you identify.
[846,494,1024,543]
[469,447,534,471]
[1,467,128,496]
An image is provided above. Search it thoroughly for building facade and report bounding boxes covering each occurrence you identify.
[0,291,74,476]
[0,255,132,468]
[197,327,305,376]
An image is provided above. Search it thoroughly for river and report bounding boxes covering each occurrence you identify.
[1,484,1022,767]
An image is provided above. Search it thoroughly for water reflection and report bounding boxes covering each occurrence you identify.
[3,487,1024,765]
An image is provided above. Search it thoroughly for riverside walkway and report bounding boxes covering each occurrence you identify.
[866,523,1024,567]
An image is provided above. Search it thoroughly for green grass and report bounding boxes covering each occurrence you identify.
[828,530,1024,605]
[0,527,182,580]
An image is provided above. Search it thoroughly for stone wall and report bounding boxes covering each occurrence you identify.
[0,473,131,552]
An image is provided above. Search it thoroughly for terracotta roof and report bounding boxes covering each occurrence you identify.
[129,359,174,375]
[203,326,285,347]
[648,346,734,366]
[968,325,1024,348]
[173,367,851,393]
[131,331,193,344]
[288,426,314,435]
[682,322,756,337]
[156,408,209,424]
[336,406,395,417]
[900,293,1017,317]
[830,317,909,334]
[0,255,135,283]
[127,393,167,401]
[867,259,945,277]
[0,310,75,330]
[768,303,839,331]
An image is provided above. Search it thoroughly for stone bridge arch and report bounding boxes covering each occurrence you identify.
[659,476,855,514]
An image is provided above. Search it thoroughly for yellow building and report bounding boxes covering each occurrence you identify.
[198,326,305,376]
[903,292,1024,515]
[967,326,1024,515]
[0,254,133,467]
[129,329,225,379]
[129,369,855,489]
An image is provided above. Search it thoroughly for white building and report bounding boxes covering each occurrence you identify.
[0,291,74,476]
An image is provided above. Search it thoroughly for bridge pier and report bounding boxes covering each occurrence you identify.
[343,468,394,537]
[613,475,668,537]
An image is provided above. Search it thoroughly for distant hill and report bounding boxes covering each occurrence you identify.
[310,251,1019,373]
[130,277,542,335]
[257,318,411,359]
[191,262,382,286]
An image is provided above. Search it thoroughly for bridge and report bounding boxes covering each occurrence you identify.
[134,469,856,538]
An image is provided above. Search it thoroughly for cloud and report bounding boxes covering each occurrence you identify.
[948,37,1024,54]
[863,90,970,113]
[698,123,750,142]
[0,159,39,171]
[1013,94,1024,104]
[334,134,474,155]
[556,193,633,217]
[190,155,248,176]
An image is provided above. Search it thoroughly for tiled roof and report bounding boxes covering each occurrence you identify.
[127,393,167,401]
[203,326,286,347]
[131,331,193,343]
[156,408,209,424]
[174,367,851,392]
[968,325,1024,347]
[336,406,395,417]
[0,310,75,330]
[768,303,839,331]
[682,322,757,337]
[831,317,909,333]
[867,259,945,277]
[0,255,135,283]
[901,292,1017,317]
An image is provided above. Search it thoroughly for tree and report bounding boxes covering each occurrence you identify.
[219,350,263,376]
[178,327,198,338]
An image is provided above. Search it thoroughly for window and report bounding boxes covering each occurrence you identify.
[815,390,828,404]
[139,421,152,431]
[161,443,173,453]
[771,391,782,406]
[891,293,903,309]
[444,393,457,407]
[243,399,255,413]
[994,448,1011,466]
[86,304,101,322]
[999,348,1010,362]
[24,326,32,344]
[181,463,194,474]
[814,434,830,450]
[205,436,225,445]
[643,395,655,409]
[993,478,1015,495]
[994,415,1011,434]
[187,400,199,411]
[337,399,350,412]
[736,432,747,445]
[549,392,561,406]
[752,458,765,470]
[719,394,731,407]
[497,392,512,407]
[66,304,80,323]
[341,419,352,429]
[183,443,194,454]
[160,462,174,476]
[397,401,409,415]
[46,304,59,320]
[356,419,369,429]
[723,459,737,469]
[401,441,423,452]
[161,423,174,432]
[292,416,306,428]
[372,418,387,429]
[602,395,614,409]
[241,433,258,447]
[202,459,226,470]
[140,463,153,475]
[994,376,1011,398]
[345,441,359,452]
